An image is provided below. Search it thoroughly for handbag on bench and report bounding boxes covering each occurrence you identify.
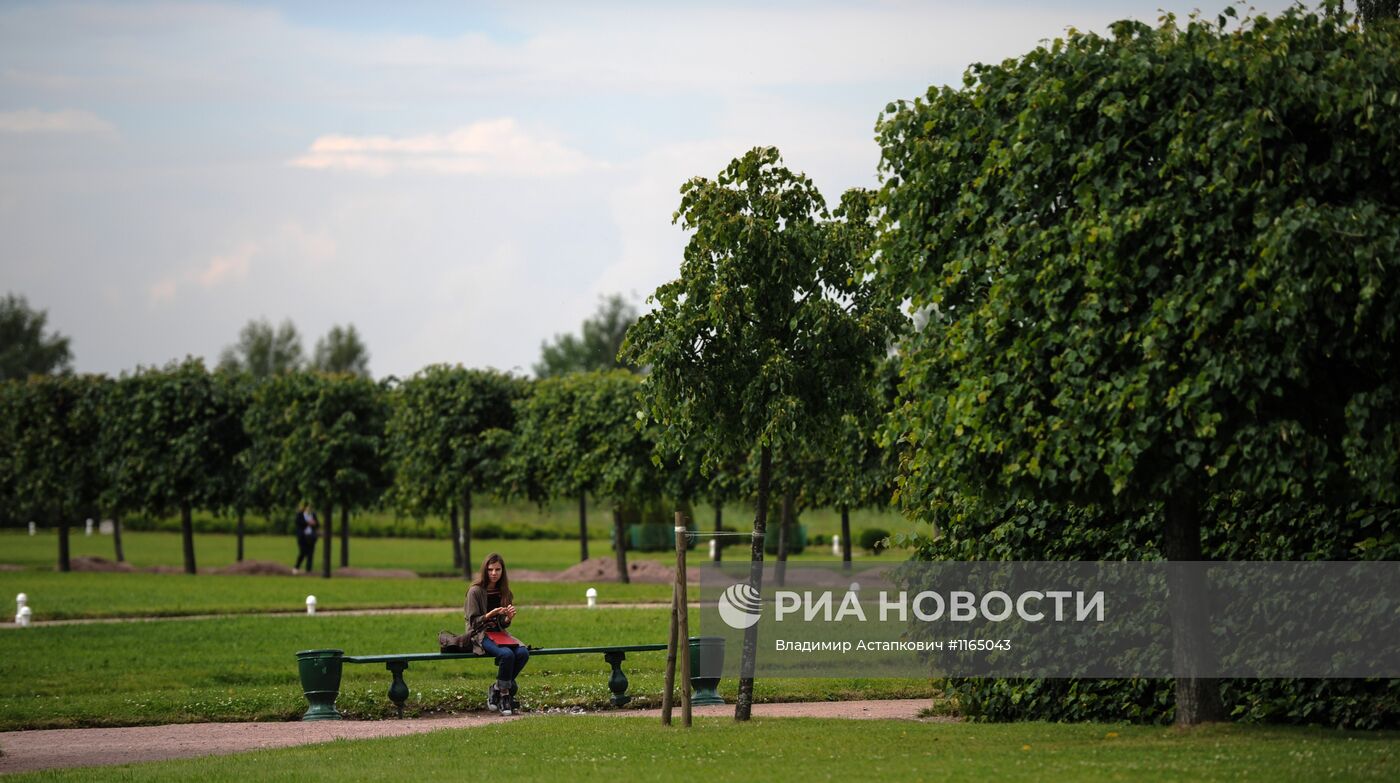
[437,630,470,653]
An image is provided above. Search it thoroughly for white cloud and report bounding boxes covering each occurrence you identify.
[197,242,258,288]
[146,223,333,306]
[0,108,113,134]
[289,118,605,177]
[148,278,177,304]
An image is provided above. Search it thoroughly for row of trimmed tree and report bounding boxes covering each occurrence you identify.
[0,361,898,579]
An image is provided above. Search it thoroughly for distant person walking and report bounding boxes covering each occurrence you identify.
[293,505,318,574]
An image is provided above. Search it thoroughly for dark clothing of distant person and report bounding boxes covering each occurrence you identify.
[294,511,317,571]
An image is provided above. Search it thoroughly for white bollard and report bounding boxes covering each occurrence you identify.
[306,595,317,616]
[28,522,36,536]
[585,587,597,608]
[17,593,27,617]
[849,582,861,594]
[16,606,31,627]
[832,534,841,556]
[708,539,717,559]
[85,518,94,536]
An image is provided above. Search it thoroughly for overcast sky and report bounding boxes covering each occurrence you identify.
[1,0,1295,379]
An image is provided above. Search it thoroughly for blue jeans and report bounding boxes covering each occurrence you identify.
[481,636,529,690]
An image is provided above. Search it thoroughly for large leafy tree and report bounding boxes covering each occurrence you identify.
[312,324,371,378]
[218,318,304,378]
[876,6,1400,724]
[0,375,106,570]
[386,366,522,578]
[104,360,242,574]
[245,372,387,578]
[0,293,72,381]
[622,147,895,720]
[535,294,640,377]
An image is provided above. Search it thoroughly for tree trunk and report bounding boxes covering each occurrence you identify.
[713,501,723,563]
[613,507,630,584]
[578,493,590,562]
[461,491,473,581]
[340,506,350,568]
[113,514,125,563]
[775,485,794,588]
[234,508,244,563]
[840,505,852,571]
[449,505,462,570]
[1163,489,1224,725]
[57,516,71,573]
[736,443,772,722]
[180,502,196,575]
[321,502,333,579]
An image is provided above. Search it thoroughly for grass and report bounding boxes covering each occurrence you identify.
[0,528,903,576]
[8,717,1399,782]
[0,571,672,620]
[0,608,933,731]
[112,498,917,541]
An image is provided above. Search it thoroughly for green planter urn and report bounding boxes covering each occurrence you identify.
[689,636,726,706]
[296,649,345,720]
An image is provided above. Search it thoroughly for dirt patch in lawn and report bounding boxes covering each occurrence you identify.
[67,556,136,573]
[511,557,681,584]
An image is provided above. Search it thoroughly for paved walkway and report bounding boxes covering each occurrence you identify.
[0,699,938,775]
[1,603,677,629]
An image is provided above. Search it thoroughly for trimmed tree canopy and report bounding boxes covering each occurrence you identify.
[386,365,522,517]
[877,6,1400,513]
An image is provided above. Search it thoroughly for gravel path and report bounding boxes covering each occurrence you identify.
[0,700,941,775]
[1,603,676,629]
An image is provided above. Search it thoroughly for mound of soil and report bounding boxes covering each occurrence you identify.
[335,567,418,579]
[67,556,135,573]
[213,560,294,576]
[553,557,678,584]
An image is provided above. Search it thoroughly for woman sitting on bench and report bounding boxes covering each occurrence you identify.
[465,553,528,715]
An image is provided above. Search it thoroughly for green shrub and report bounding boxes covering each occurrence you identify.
[859,528,888,555]
[912,496,1400,729]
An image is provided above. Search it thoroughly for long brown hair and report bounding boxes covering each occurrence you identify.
[471,552,513,605]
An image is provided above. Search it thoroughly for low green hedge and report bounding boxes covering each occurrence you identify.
[910,496,1400,729]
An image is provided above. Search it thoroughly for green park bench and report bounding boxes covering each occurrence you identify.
[296,637,725,720]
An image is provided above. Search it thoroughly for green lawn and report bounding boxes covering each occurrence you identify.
[0,571,672,620]
[104,499,914,541]
[8,717,1398,782]
[0,609,933,731]
[0,529,901,575]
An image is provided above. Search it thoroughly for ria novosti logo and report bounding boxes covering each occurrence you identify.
[717,582,764,630]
